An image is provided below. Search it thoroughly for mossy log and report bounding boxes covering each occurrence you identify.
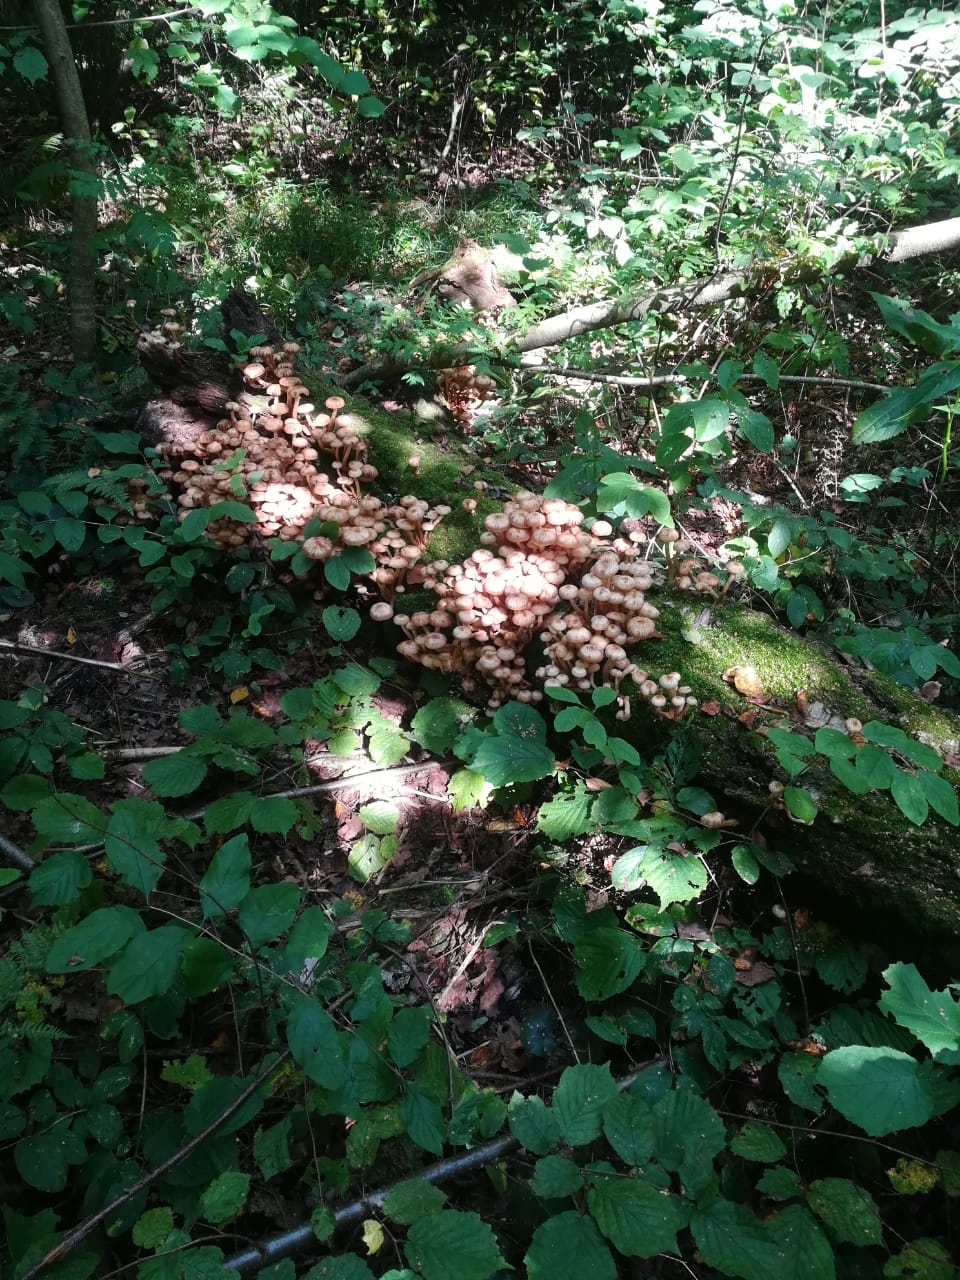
[641,601,960,950]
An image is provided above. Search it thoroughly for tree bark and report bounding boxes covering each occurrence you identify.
[340,216,960,389]
[32,0,99,363]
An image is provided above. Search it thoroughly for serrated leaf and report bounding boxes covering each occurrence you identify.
[14,1131,71,1192]
[399,1088,445,1155]
[46,905,145,973]
[525,1211,616,1280]
[587,1174,687,1256]
[508,1092,559,1154]
[106,925,189,1003]
[237,882,301,947]
[104,799,167,898]
[537,783,593,839]
[200,833,251,918]
[611,845,707,907]
[531,1154,583,1197]
[807,1177,882,1246]
[200,1170,250,1224]
[383,1180,448,1226]
[405,1211,505,1280]
[388,1006,432,1070]
[730,1120,786,1163]
[254,1117,293,1182]
[204,792,255,834]
[29,851,92,907]
[142,751,207,797]
[879,963,960,1057]
[602,1092,655,1166]
[553,1063,619,1146]
[285,906,334,965]
[358,800,400,835]
[653,1089,726,1192]
[918,771,959,825]
[286,995,346,1089]
[573,927,644,1000]
[250,796,298,835]
[32,793,104,843]
[818,1046,937,1135]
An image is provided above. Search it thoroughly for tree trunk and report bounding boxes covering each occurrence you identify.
[641,602,960,956]
[32,0,98,363]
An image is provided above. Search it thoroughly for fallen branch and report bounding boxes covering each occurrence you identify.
[533,365,893,394]
[340,216,960,388]
[0,834,34,874]
[0,638,131,672]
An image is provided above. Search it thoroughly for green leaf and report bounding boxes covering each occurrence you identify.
[752,352,780,388]
[890,770,928,825]
[918,771,959,825]
[731,844,760,884]
[537,784,593,839]
[54,517,86,552]
[322,604,361,641]
[602,1092,655,1166]
[358,800,400,835]
[596,472,672,525]
[611,845,707,907]
[388,1006,433,1070]
[184,1075,264,1136]
[807,1177,883,1246]
[553,1064,619,1146]
[254,1117,293,1181]
[14,1131,71,1192]
[13,44,49,84]
[508,1092,560,1155]
[250,796,298,835]
[879,963,960,1057]
[106,925,189,1003]
[180,936,235,997]
[471,735,555,786]
[691,1198,785,1280]
[737,407,774,452]
[871,293,960,357]
[47,906,145,973]
[383,1180,447,1226]
[573,927,645,1000]
[818,1046,939,1135]
[783,786,817,823]
[410,698,471,755]
[205,792,255,834]
[653,1089,726,1192]
[532,1154,583,1198]
[133,1207,175,1249]
[32,793,104,844]
[142,751,207,797]
[199,1170,250,1225]
[730,1120,786,1163]
[29,851,92,906]
[852,361,960,445]
[199,832,251,918]
[400,1087,445,1155]
[286,995,346,1089]
[525,1211,616,1280]
[447,768,492,811]
[104,799,167,898]
[405,1211,506,1280]
[285,907,334,965]
[237,882,301,948]
[588,1174,687,1256]
[357,95,387,118]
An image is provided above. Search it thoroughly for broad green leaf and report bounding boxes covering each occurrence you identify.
[184,1075,264,1136]
[200,833,251,918]
[47,906,145,973]
[250,796,298,835]
[180,936,234,997]
[918,771,959,825]
[142,751,207,798]
[587,1174,687,1256]
[286,995,346,1089]
[410,698,471,755]
[105,799,168,898]
[106,925,189,1003]
[13,44,48,84]
[322,604,361,641]
[573,927,644,1000]
[537,783,593,839]
[132,1207,175,1249]
[731,844,760,884]
[602,1092,655,1166]
[762,1205,835,1280]
[399,1088,445,1155]
[237,882,301,948]
[691,1198,784,1280]
[890,770,928,825]
[14,1131,72,1192]
[29,851,92,906]
[852,361,960,445]
[783,786,817,823]
[383,1180,447,1226]
[254,1117,293,1182]
[653,1089,726,1192]
[508,1092,559,1155]
[730,1120,786,1163]
[767,518,795,559]
[596,472,673,525]
[204,792,255,834]
[447,767,492,811]
[737,407,774,452]
[525,1211,616,1280]
[471,735,555,786]
[405,1211,506,1280]
[531,1155,583,1198]
[818,1046,937,1135]
[358,800,400,835]
[611,845,707,907]
[388,1006,433,1070]
[807,1177,883,1246]
[32,793,104,844]
[871,293,960,356]
[553,1063,619,1146]
[200,1171,250,1225]
[53,517,86,552]
[879,963,960,1057]
[285,907,334,966]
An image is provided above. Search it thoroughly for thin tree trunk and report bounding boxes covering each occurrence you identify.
[32,0,99,363]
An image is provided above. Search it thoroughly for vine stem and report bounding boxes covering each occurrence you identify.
[18,1052,291,1280]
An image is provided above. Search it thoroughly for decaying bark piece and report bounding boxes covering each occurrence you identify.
[411,237,517,313]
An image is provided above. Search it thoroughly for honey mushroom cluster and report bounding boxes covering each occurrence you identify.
[657,528,744,602]
[436,365,498,429]
[371,493,698,720]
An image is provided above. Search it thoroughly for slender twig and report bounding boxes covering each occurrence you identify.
[0,639,130,672]
[19,1052,291,1280]
[0,8,196,30]
[532,365,891,393]
[0,834,34,873]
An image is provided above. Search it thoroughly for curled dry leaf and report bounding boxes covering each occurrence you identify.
[723,664,763,697]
